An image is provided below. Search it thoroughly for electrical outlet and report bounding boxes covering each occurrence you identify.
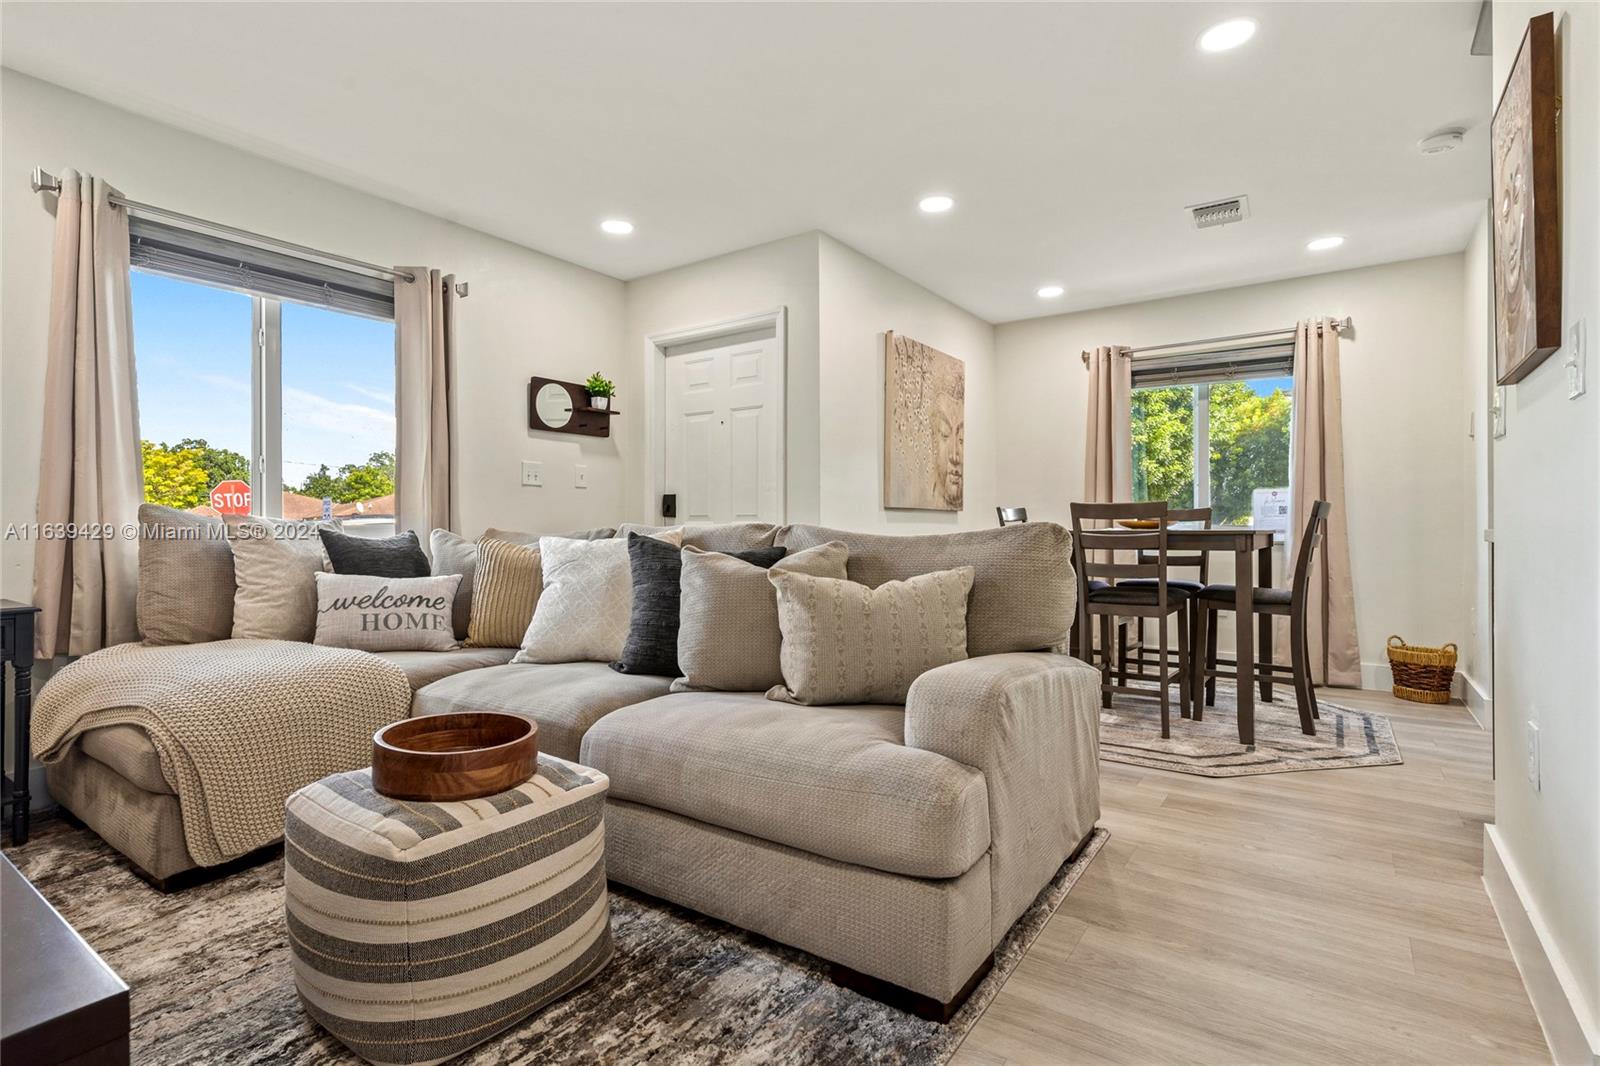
[1567,318,1587,399]
[1491,386,1508,438]
[520,460,543,487]
[574,464,588,489]
[1525,720,1540,791]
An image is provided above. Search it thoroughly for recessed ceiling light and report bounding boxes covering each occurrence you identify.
[1306,235,1345,252]
[1198,18,1257,53]
[918,194,955,214]
[1037,285,1065,299]
[600,219,634,235]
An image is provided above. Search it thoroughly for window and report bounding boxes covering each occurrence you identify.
[1129,339,1294,528]
[129,220,396,535]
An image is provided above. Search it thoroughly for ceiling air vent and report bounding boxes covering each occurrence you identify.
[1187,195,1250,230]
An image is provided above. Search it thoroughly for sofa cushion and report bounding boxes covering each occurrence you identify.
[429,529,477,640]
[413,662,676,761]
[580,692,989,879]
[229,516,338,641]
[617,522,777,552]
[672,541,849,694]
[136,504,236,645]
[515,531,681,664]
[465,538,541,649]
[776,522,1075,657]
[482,526,615,546]
[370,646,516,690]
[320,528,429,578]
[312,573,461,652]
[79,724,174,795]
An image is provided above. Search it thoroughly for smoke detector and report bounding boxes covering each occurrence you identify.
[1187,195,1250,230]
[1418,128,1466,155]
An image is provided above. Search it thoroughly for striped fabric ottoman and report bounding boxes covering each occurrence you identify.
[283,755,611,1065]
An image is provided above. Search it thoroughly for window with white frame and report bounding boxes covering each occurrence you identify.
[129,220,397,536]
[1129,337,1293,528]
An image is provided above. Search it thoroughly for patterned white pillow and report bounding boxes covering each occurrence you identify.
[514,529,682,663]
[313,573,462,652]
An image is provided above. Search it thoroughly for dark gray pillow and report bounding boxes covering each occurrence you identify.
[320,529,429,578]
[611,535,784,676]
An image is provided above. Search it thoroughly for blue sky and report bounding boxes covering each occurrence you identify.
[131,270,395,490]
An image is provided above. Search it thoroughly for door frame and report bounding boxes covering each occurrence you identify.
[643,307,787,525]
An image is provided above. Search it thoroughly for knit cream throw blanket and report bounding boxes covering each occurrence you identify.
[34,639,412,866]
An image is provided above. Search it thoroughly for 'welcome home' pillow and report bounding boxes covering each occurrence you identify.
[313,573,462,652]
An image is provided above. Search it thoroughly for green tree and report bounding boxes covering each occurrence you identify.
[293,452,395,503]
[172,438,249,489]
[1130,386,1195,508]
[141,440,211,509]
[1207,382,1291,524]
[298,465,342,500]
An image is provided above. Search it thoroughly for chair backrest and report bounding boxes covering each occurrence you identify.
[1069,500,1171,592]
[1289,501,1333,607]
[996,506,1028,526]
[1139,505,1211,580]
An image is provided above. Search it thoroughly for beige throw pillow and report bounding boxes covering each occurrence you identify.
[466,538,542,649]
[313,573,461,652]
[136,504,235,645]
[513,529,683,664]
[429,529,477,640]
[767,566,974,706]
[671,541,849,693]
[229,516,338,641]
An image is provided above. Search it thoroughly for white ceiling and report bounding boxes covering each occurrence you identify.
[1,2,1490,323]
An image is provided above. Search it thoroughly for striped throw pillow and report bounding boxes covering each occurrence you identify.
[465,538,542,649]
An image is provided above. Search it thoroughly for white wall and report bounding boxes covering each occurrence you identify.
[0,68,629,610]
[816,234,996,532]
[994,254,1471,682]
[622,233,821,525]
[1461,208,1494,726]
[1487,1,1600,1051]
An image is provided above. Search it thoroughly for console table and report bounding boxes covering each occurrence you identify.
[2,600,40,845]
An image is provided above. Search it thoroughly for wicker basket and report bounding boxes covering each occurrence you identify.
[1387,635,1457,704]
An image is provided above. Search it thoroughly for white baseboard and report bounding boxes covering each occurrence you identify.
[1460,669,1493,730]
[1359,659,1468,702]
[1483,824,1600,1065]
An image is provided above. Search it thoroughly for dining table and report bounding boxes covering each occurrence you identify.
[1101,525,1277,749]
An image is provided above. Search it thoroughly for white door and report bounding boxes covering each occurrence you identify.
[662,334,782,524]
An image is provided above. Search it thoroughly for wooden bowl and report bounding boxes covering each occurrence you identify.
[372,713,539,802]
[1115,518,1163,529]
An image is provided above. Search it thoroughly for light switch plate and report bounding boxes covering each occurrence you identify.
[574,464,589,489]
[520,460,543,487]
[1567,319,1587,399]
[1490,386,1508,438]
[1525,720,1540,791]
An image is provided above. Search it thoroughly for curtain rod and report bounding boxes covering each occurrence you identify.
[30,167,440,290]
[1079,317,1351,366]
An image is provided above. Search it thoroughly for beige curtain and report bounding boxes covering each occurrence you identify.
[1291,318,1360,687]
[394,268,456,537]
[32,170,143,658]
[1082,345,1133,504]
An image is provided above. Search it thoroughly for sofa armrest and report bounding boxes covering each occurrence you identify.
[904,652,1101,933]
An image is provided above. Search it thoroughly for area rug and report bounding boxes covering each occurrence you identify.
[4,820,1106,1065]
[1099,683,1402,776]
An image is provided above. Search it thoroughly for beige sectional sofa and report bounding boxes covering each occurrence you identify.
[42,519,1099,1017]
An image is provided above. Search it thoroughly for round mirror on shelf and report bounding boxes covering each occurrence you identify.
[535,382,573,429]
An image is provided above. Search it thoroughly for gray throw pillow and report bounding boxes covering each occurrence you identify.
[429,529,476,640]
[320,529,429,578]
[612,535,785,677]
[483,526,615,546]
[767,566,974,706]
[135,503,235,645]
[229,516,339,641]
[313,573,462,652]
[671,541,849,693]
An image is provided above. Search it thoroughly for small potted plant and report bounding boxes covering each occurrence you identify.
[585,372,616,411]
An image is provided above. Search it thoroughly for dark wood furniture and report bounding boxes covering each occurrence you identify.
[1115,506,1213,684]
[995,506,1028,526]
[2,600,40,844]
[1071,502,1192,738]
[1,854,130,1065]
[373,713,540,802]
[528,376,619,438]
[1195,501,1332,737]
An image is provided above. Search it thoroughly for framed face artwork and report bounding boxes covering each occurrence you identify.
[883,331,964,511]
[1491,11,1562,385]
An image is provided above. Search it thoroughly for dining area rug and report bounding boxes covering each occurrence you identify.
[4,819,1107,1065]
[1098,683,1403,776]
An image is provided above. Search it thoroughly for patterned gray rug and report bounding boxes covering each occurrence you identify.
[4,820,1106,1065]
[1099,683,1403,776]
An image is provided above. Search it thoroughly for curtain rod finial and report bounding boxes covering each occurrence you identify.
[454,281,469,299]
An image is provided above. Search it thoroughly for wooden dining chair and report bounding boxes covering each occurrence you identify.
[1112,505,1212,687]
[1193,500,1332,735]
[996,506,1028,526]
[1070,501,1192,738]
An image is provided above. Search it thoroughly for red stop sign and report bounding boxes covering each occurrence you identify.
[210,480,251,515]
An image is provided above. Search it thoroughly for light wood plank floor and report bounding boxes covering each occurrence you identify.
[953,688,1550,1065]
